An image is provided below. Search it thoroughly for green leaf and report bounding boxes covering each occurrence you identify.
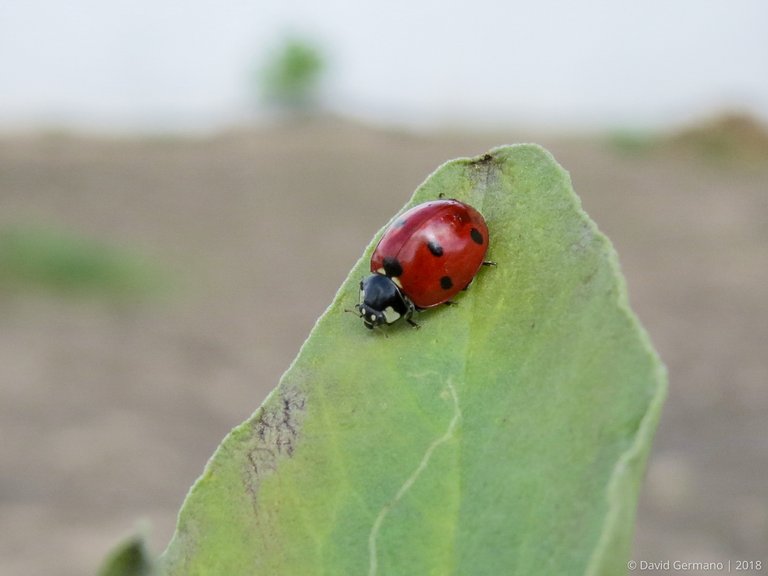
[160,145,666,575]
[99,533,155,576]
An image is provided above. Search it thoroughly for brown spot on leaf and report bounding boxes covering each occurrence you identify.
[243,385,307,504]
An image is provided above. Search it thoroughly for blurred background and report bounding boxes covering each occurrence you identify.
[1,1,767,575]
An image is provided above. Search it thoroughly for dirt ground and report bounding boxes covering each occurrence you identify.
[1,119,766,575]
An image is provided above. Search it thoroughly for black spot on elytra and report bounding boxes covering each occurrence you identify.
[383,256,403,277]
[440,276,453,290]
[427,240,443,257]
[470,227,484,245]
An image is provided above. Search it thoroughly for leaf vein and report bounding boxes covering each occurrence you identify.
[367,380,462,576]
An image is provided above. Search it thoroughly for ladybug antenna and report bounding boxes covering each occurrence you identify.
[344,307,362,317]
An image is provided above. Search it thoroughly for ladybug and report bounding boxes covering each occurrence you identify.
[355,198,492,329]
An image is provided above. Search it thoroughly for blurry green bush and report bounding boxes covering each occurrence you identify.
[0,225,161,299]
[258,36,327,113]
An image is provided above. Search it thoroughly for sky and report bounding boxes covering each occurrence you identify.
[1,0,767,132]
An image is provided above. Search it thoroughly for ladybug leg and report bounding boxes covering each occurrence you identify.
[463,260,495,291]
[404,306,421,329]
[443,300,458,306]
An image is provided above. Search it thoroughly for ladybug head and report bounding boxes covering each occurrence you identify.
[355,274,413,329]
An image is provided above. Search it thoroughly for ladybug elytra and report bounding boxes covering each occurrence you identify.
[355,199,491,329]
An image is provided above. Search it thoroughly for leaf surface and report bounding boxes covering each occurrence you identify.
[161,145,666,575]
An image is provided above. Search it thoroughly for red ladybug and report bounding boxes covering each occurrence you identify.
[355,199,492,329]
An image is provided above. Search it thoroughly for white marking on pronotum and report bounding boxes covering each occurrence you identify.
[392,276,403,289]
[367,381,462,576]
[382,306,400,323]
